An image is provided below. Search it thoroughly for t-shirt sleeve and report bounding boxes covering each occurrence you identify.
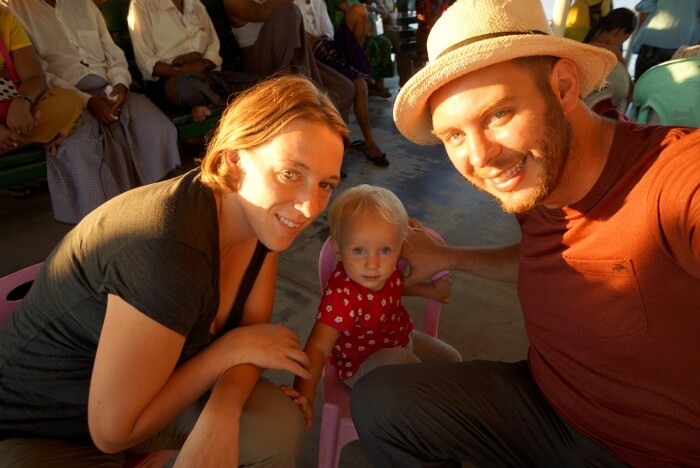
[101,239,215,336]
[648,129,700,279]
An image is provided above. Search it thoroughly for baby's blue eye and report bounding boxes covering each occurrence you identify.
[352,247,364,255]
[380,247,391,255]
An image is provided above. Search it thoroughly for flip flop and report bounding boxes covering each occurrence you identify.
[367,153,390,167]
[350,140,366,151]
[7,184,33,200]
[369,88,392,99]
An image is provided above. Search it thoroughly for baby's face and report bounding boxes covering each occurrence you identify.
[334,210,403,292]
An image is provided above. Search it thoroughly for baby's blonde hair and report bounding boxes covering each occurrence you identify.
[328,184,409,243]
[200,75,350,192]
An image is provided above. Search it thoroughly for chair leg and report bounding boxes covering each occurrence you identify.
[318,403,341,468]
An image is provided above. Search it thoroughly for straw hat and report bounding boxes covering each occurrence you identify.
[393,0,617,145]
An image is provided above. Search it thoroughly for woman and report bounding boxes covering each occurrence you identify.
[582,8,637,118]
[0,75,349,467]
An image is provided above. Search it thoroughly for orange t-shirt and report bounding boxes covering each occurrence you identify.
[518,123,700,466]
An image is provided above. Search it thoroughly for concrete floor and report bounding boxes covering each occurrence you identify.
[0,76,529,467]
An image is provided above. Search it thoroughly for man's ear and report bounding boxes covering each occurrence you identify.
[551,58,581,112]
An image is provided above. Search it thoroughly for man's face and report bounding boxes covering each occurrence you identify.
[429,60,572,214]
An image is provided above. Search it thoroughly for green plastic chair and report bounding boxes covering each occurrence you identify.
[632,57,700,128]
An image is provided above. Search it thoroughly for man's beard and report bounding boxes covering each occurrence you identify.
[498,92,572,214]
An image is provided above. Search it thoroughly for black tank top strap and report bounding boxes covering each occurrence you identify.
[221,240,270,333]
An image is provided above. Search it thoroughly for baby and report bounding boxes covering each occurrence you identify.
[282,184,461,430]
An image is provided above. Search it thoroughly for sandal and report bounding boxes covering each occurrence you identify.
[7,184,33,199]
[350,140,366,151]
[367,153,390,167]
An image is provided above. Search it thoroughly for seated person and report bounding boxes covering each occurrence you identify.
[582,8,637,118]
[223,0,354,123]
[128,0,263,122]
[564,0,613,42]
[296,0,389,165]
[282,184,461,429]
[0,5,82,200]
[8,0,181,224]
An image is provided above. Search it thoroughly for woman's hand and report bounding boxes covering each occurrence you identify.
[221,323,311,379]
[0,124,24,152]
[280,384,313,431]
[6,98,38,136]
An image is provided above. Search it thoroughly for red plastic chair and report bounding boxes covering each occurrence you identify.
[0,263,178,467]
[316,228,448,468]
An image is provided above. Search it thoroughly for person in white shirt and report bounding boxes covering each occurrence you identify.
[8,0,181,224]
[128,0,262,122]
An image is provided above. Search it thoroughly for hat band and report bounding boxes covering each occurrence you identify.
[436,30,549,60]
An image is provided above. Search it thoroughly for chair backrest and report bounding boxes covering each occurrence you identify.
[0,263,43,325]
[633,57,700,127]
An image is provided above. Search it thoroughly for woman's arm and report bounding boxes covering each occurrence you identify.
[88,254,310,453]
[6,45,47,135]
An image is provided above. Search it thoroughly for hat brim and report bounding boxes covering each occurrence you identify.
[394,35,617,145]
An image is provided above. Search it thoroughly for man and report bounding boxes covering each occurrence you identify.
[224,0,354,122]
[349,0,700,466]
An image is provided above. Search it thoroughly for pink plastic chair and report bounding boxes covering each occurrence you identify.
[316,228,448,468]
[0,263,178,467]
[0,262,43,325]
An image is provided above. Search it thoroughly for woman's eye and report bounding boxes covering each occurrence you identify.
[319,181,336,192]
[280,169,301,182]
[447,132,464,144]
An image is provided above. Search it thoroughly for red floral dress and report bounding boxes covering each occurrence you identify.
[317,262,413,380]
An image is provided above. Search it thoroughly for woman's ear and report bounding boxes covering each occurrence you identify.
[550,58,581,113]
[222,149,241,190]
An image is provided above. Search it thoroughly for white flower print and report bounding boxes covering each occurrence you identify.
[358,346,365,351]
[343,298,350,306]
[367,293,374,301]
[364,313,371,321]
[345,342,352,348]
[344,287,350,295]
[326,305,333,312]
[381,299,387,307]
[334,316,343,324]
[380,314,386,322]
[345,362,352,367]
[369,339,376,345]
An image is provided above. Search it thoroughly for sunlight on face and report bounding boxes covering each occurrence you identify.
[333,209,404,292]
[235,119,344,251]
[429,61,571,214]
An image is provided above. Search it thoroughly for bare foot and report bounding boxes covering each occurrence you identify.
[192,106,211,122]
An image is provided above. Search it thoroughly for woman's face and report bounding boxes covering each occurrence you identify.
[234,119,345,251]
